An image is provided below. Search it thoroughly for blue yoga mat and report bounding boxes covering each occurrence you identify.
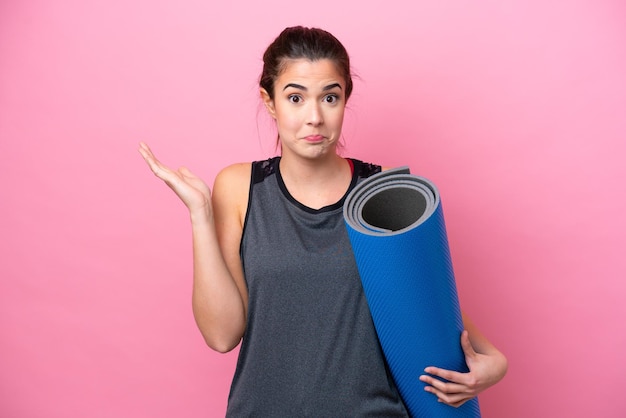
[343,167,481,418]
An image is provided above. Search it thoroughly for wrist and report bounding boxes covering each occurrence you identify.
[189,206,213,226]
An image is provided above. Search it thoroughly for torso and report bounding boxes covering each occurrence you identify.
[225,156,409,417]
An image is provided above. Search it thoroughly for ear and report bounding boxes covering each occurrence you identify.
[260,88,276,119]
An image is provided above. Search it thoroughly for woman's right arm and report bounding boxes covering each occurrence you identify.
[138,143,249,353]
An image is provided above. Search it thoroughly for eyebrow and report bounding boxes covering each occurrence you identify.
[283,83,343,92]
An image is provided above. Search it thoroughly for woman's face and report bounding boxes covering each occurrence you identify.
[262,58,346,160]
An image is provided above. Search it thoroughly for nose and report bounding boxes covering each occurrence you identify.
[307,102,323,126]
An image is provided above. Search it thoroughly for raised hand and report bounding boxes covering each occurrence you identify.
[419,330,508,408]
[138,142,212,214]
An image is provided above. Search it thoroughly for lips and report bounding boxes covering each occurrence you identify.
[304,135,324,142]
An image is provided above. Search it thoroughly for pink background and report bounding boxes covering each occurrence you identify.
[1,0,625,417]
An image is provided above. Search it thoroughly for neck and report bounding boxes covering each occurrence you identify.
[280,152,345,182]
[278,152,352,210]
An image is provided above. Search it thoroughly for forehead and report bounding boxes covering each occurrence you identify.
[276,58,344,87]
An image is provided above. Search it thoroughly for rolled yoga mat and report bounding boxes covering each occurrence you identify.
[343,167,481,418]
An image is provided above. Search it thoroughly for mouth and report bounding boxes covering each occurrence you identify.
[303,135,324,142]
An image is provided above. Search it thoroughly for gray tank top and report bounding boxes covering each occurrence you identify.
[226,156,409,417]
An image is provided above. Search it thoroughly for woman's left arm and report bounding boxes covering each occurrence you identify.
[418,313,508,408]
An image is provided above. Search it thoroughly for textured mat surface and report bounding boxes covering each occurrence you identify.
[344,167,481,417]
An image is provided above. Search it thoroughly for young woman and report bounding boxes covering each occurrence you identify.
[139,26,507,416]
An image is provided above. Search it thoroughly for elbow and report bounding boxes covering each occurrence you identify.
[500,352,509,379]
[201,331,242,353]
[192,305,245,353]
[208,338,240,353]
[492,350,509,383]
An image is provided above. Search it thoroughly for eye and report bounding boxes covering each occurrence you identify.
[324,94,339,104]
[288,94,302,104]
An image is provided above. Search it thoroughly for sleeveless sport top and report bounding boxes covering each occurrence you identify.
[225,156,409,417]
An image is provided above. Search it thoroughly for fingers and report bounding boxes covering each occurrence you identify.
[418,331,488,408]
[138,142,156,162]
[422,366,468,385]
[419,373,466,394]
[139,144,197,185]
[138,143,212,211]
[138,143,164,175]
[422,381,473,407]
[434,391,471,407]
[460,330,477,359]
[138,142,178,184]
[442,397,470,408]
[179,166,212,197]
[420,374,475,408]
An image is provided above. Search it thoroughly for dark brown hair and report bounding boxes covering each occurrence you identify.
[260,26,353,100]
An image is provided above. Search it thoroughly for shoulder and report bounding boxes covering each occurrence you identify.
[348,158,382,179]
[212,158,280,221]
[214,162,252,195]
[216,157,280,185]
[213,163,252,223]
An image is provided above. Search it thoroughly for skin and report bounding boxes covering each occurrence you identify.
[261,58,353,209]
[139,58,507,408]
